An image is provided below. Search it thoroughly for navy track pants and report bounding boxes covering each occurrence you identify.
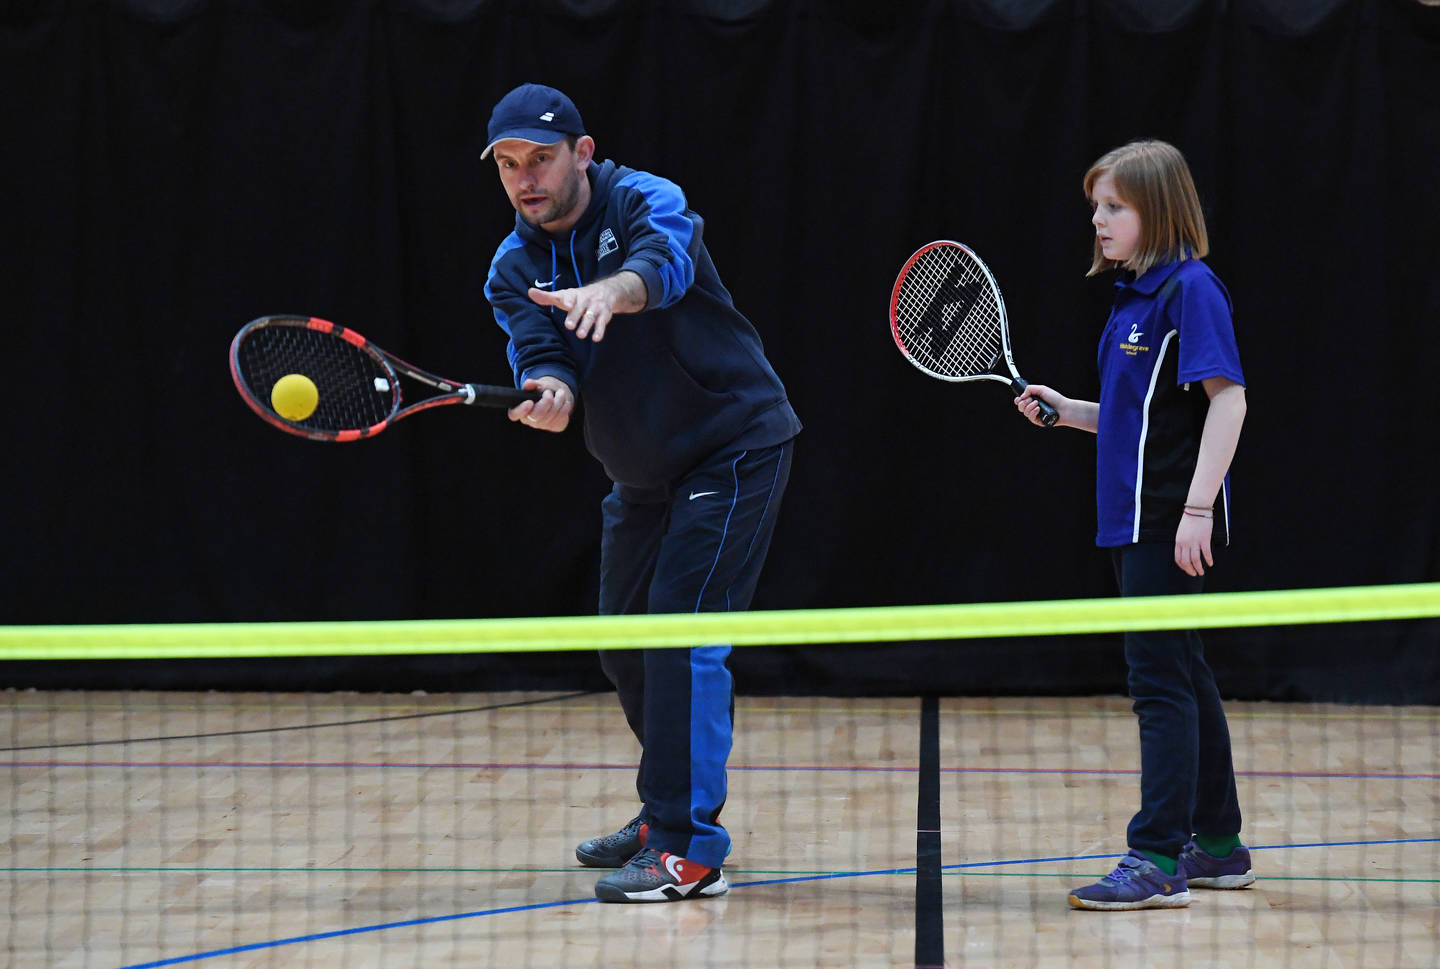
[597,440,793,867]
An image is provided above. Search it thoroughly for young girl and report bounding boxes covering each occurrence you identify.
[1017,140,1255,910]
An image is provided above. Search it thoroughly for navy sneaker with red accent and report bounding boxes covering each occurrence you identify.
[594,847,728,903]
[575,814,647,868]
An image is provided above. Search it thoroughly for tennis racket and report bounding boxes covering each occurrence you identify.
[889,240,1058,427]
[230,315,539,442]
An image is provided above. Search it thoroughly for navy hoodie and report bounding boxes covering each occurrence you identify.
[484,158,801,491]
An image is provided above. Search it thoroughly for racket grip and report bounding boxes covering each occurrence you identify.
[1009,378,1059,427]
[462,384,544,408]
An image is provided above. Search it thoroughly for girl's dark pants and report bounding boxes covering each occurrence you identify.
[1112,541,1243,859]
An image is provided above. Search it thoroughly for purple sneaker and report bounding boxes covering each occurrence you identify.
[1068,851,1190,910]
[1181,840,1256,889]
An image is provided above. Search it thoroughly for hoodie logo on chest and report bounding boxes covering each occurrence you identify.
[597,227,618,261]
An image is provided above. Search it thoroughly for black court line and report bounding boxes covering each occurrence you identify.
[0,690,597,753]
[915,695,944,969]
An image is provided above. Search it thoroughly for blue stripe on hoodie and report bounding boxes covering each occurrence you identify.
[615,171,695,308]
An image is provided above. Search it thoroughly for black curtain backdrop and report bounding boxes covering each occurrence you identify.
[3,0,1438,701]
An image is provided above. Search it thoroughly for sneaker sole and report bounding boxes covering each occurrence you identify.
[1067,890,1191,911]
[596,872,729,903]
[1188,872,1255,889]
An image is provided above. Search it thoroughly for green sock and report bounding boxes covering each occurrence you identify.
[1139,849,1179,876]
[1195,833,1242,858]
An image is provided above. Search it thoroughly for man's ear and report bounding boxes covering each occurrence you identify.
[575,134,596,167]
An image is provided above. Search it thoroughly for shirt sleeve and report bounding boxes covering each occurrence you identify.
[484,239,579,391]
[613,171,697,311]
[1174,270,1246,387]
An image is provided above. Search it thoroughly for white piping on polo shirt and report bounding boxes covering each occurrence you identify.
[1132,329,1180,543]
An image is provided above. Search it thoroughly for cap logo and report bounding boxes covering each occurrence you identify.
[539,112,555,121]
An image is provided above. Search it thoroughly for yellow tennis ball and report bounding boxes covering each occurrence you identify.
[271,373,319,421]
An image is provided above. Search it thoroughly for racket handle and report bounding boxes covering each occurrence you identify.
[1009,378,1059,427]
[461,384,544,408]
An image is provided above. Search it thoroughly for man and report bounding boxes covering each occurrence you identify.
[481,82,801,903]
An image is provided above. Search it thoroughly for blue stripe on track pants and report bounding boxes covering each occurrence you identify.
[597,440,793,867]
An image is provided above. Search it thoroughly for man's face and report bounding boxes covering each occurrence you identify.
[492,136,593,233]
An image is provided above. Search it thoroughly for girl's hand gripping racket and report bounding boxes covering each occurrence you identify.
[230,315,539,442]
[889,241,1058,427]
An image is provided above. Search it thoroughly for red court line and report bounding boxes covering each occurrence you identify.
[9,760,1439,780]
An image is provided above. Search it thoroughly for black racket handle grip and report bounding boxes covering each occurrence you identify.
[1009,378,1059,427]
[463,384,544,408]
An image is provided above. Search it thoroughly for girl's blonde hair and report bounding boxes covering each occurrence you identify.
[1083,140,1209,277]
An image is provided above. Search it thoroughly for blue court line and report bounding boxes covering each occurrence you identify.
[116,896,592,969]
[111,836,1440,969]
[114,868,910,969]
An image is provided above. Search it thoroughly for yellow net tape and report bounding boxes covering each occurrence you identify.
[1,583,1436,661]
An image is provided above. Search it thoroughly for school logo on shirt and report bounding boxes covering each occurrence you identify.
[597,227,618,260]
[1120,320,1149,357]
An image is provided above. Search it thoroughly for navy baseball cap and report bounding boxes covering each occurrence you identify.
[481,83,586,159]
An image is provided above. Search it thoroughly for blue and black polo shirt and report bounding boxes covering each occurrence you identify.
[1095,258,1245,548]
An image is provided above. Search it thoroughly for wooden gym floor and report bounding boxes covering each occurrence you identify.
[3,690,1437,968]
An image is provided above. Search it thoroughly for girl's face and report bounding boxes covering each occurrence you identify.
[1089,173,1141,266]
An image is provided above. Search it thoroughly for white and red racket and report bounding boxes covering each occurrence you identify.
[889,241,1058,426]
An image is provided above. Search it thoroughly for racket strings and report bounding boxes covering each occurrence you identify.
[895,249,1005,379]
[236,325,397,432]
